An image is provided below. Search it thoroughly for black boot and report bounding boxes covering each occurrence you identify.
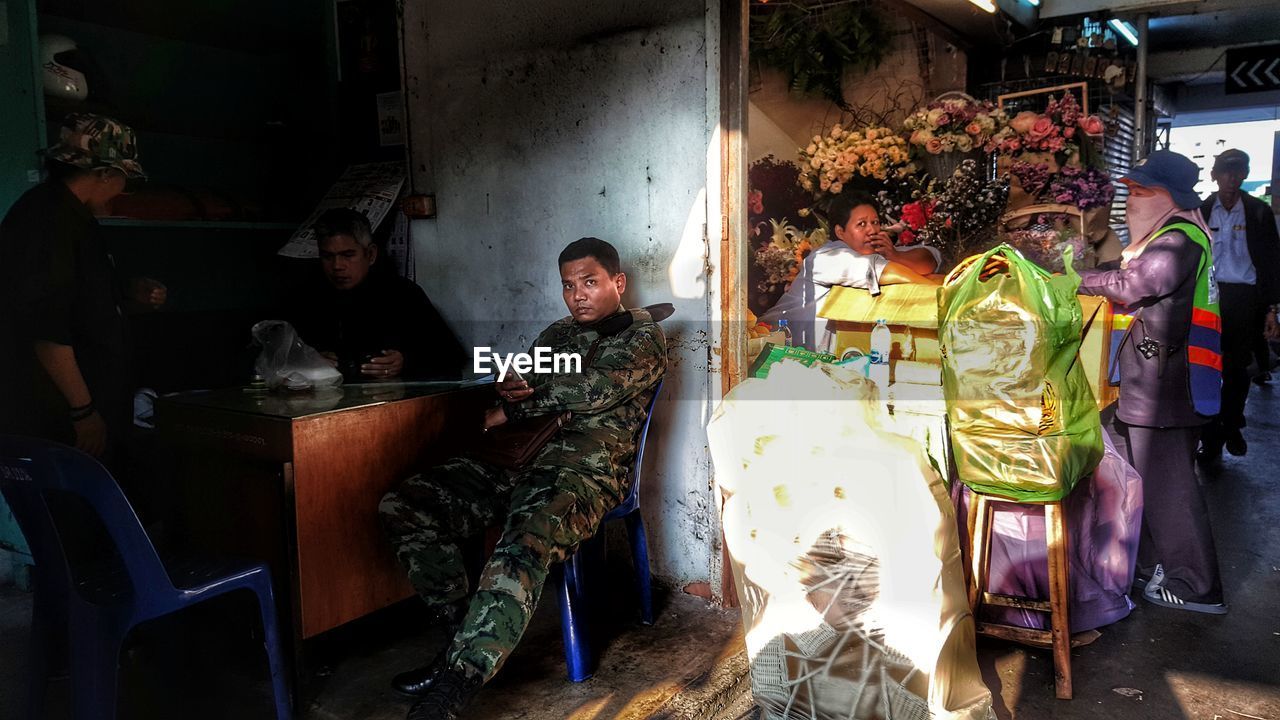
[405,668,482,720]
[392,647,449,697]
[391,602,466,697]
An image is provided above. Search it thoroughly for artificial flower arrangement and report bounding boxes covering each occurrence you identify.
[1001,213,1096,273]
[1046,165,1115,210]
[748,155,827,308]
[753,218,830,291]
[902,95,1009,155]
[878,160,1010,266]
[797,124,915,200]
[992,92,1105,160]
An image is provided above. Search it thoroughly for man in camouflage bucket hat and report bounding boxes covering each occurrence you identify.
[379,237,666,720]
[42,112,147,180]
[1,112,160,465]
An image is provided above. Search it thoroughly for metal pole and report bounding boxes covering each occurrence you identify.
[1134,13,1150,162]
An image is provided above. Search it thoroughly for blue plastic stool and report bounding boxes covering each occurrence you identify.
[554,380,661,682]
[0,436,293,720]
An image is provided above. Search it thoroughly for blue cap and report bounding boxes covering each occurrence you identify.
[1122,150,1202,210]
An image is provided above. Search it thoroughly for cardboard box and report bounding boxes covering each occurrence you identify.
[818,284,941,362]
[818,283,1117,411]
[1077,295,1117,411]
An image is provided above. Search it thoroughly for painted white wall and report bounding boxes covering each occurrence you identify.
[401,1,721,587]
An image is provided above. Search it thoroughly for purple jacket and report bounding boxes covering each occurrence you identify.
[1077,226,1207,428]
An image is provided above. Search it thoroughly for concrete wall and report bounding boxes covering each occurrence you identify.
[400,1,722,588]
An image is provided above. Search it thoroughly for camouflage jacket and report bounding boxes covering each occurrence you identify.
[504,305,666,481]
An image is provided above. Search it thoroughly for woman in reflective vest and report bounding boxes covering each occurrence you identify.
[1077,150,1226,615]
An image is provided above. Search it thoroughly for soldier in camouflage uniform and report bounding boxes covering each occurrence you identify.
[379,237,666,719]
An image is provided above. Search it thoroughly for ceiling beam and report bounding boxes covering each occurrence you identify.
[1040,0,1259,20]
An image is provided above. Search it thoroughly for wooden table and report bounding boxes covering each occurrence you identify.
[157,381,489,641]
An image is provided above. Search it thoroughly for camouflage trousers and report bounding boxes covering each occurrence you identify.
[379,454,628,683]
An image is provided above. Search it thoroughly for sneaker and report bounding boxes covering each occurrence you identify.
[1143,584,1228,615]
[1132,563,1165,594]
[406,668,482,720]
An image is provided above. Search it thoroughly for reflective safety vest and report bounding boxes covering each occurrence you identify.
[1109,222,1222,417]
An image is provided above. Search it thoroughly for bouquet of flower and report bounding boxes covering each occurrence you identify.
[903,96,1009,155]
[753,218,830,292]
[1010,160,1053,199]
[896,198,938,245]
[905,160,1010,264]
[993,92,1105,159]
[749,155,813,223]
[1046,165,1116,210]
[1001,214,1095,273]
[797,124,915,199]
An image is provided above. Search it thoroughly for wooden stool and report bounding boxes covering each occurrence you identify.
[966,493,1073,700]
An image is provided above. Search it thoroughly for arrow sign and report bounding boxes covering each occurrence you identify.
[1226,45,1280,94]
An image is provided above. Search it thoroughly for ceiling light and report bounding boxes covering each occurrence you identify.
[1109,18,1138,46]
[968,0,996,13]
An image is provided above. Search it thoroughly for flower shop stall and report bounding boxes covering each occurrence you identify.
[728,83,1145,712]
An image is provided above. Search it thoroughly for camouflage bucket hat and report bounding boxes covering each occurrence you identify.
[41,112,146,179]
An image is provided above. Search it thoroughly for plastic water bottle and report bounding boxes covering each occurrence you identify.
[778,319,793,347]
[869,319,891,387]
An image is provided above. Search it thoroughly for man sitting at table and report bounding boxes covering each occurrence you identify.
[290,207,466,380]
[379,237,667,719]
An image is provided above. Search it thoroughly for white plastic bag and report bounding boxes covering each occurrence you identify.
[251,320,344,391]
[708,362,994,720]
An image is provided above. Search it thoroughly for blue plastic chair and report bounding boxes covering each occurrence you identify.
[554,380,662,682]
[0,436,292,720]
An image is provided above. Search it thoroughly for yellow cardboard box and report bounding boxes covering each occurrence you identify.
[818,284,1116,410]
[818,284,941,362]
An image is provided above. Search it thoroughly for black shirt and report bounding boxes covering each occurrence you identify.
[290,269,467,380]
[0,181,129,439]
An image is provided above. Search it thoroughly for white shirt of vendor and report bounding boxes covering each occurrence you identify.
[759,241,942,351]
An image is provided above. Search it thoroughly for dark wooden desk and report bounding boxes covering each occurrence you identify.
[157,381,489,640]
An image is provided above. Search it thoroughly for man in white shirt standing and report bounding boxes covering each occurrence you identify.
[1197,149,1280,466]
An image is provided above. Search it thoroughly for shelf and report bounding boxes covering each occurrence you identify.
[99,219,298,230]
[37,7,288,57]
[43,97,279,144]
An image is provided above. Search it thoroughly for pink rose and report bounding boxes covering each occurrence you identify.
[1063,126,1076,139]
[935,113,952,128]
[1010,111,1038,134]
[925,138,944,154]
[748,190,764,215]
[965,121,983,136]
[1007,138,1022,152]
[1080,115,1105,135]
[1028,116,1055,141]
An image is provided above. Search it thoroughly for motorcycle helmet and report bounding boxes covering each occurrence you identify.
[41,34,89,101]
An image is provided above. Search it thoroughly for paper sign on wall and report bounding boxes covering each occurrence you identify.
[377,91,405,147]
[278,161,406,259]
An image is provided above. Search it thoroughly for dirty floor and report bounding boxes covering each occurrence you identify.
[4,391,1280,719]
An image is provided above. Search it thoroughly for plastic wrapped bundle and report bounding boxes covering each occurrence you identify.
[708,361,994,720]
[939,244,1103,502]
[953,429,1143,633]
